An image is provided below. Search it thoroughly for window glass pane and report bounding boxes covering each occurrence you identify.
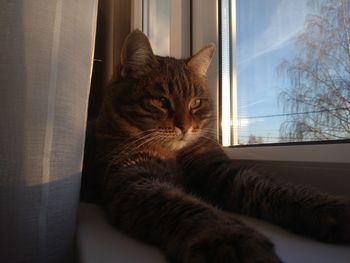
[144,0,170,56]
[230,0,350,145]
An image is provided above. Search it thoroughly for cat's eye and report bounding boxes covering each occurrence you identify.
[151,97,171,110]
[190,99,201,110]
[159,97,171,109]
[159,97,170,108]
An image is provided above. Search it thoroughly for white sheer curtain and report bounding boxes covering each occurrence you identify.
[0,1,98,262]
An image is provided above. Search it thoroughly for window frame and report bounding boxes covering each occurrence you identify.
[133,0,350,164]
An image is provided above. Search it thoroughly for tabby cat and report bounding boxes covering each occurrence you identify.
[83,30,350,262]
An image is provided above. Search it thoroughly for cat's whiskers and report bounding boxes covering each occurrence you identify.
[199,135,219,145]
[109,130,159,164]
[121,129,178,153]
[122,130,175,154]
[115,135,152,155]
[111,126,219,165]
[109,130,156,155]
[200,128,218,138]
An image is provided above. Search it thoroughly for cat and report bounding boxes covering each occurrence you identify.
[82,29,350,263]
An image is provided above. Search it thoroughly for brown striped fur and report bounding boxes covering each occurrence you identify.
[82,30,350,262]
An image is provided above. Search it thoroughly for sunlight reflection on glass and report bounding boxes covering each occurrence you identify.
[221,0,232,146]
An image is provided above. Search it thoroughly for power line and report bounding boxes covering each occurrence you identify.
[237,107,350,120]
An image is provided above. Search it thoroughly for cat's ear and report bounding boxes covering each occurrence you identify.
[187,44,216,78]
[120,29,158,78]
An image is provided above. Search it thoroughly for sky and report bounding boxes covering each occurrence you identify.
[235,0,317,144]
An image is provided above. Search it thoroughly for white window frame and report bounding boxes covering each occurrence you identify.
[133,0,350,164]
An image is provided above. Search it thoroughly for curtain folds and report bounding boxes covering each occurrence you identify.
[0,1,98,262]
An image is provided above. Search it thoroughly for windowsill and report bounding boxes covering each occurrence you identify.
[77,202,350,263]
[77,202,167,263]
[225,142,350,163]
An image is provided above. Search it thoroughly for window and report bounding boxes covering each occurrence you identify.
[220,0,350,146]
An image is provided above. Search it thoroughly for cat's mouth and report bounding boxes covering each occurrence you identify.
[147,127,201,151]
[167,128,200,150]
[175,129,187,140]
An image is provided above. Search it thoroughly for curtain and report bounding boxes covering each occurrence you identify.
[0,1,98,262]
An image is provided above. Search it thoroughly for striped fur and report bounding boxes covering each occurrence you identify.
[83,30,350,263]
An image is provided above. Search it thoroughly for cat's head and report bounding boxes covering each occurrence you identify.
[110,29,215,151]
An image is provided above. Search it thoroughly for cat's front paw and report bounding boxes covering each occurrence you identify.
[309,201,350,243]
[174,225,282,263]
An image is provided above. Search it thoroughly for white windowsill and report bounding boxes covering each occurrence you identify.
[77,202,350,263]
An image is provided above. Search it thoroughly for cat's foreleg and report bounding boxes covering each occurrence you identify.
[101,163,282,263]
[228,169,350,243]
[178,144,350,244]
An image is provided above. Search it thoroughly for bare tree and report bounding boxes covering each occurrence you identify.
[278,0,350,142]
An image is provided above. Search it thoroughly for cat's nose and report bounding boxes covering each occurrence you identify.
[175,115,192,134]
[177,124,191,134]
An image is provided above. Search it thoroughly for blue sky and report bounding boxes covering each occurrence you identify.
[235,0,317,143]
